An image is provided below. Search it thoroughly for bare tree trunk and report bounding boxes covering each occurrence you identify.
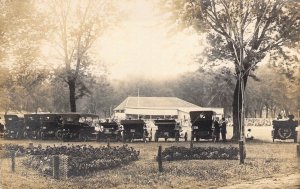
[285,108,289,117]
[232,75,248,141]
[270,106,273,118]
[266,105,269,118]
[259,109,263,118]
[103,110,107,118]
[68,79,76,112]
[245,106,249,118]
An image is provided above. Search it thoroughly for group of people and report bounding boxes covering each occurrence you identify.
[213,117,255,142]
[213,118,254,142]
[213,117,227,142]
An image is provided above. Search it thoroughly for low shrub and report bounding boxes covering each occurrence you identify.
[0,144,26,158]
[161,146,239,161]
[22,144,140,176]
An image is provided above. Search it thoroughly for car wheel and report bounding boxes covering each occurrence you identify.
[79,133,87,142]
[16,132,19,139]
[154,131,158,142]
[278,127,292,140]
[23,131,28,139]
[294,131,298,143]
[55,130,62,140]
[62,134,67,142]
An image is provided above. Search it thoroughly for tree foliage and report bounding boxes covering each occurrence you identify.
[246,64,299,118]
[47,0,116,112]
[165,0,300,139]
[0,0,47,113]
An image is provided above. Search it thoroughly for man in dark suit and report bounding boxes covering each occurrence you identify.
[213,118,220,142]
[220,117,227,142]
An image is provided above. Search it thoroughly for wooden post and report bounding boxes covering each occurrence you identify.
[297,145,300,158]
[157,145,163,172]
[28,143,34,149]
[239,140,245,164]
[96,133,99,142]
[53,155,59,179]
[190,131,193,148]
[11,150,15,172]
[61,155,68,179]
[107,138,110,147]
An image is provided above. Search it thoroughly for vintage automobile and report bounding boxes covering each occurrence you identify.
[24,114,42,139]
[120,119,150,142]
[189,111,216,141]
[61,113,99,141]
[272,115,298,143]
[3,114,25,139]
[154,119,187,142]
[98,120,121,141]
[39,113,63,140]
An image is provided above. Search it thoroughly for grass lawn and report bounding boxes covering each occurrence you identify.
[0,126,299,189]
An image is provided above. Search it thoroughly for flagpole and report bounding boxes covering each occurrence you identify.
[138,88,140,119]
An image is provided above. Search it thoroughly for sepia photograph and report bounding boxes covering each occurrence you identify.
[0,0,299,188]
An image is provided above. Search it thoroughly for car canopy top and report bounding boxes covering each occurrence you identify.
[100,121,119,128]
[120,120,145,126]
[24,114,42,129]
[59,113,99,123]
[4,115,23,129]
[4,115,20,123]
[154,119,177,127]
[39,113,60,122]
[273,120,298,127]
[189,111,216,125]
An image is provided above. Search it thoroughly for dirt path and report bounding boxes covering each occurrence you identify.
[219,173,300,189]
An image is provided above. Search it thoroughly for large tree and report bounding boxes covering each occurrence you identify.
[47,0,115,112]
[173,67,234,115]
[0,0,46,112]
[166,0,300,140]
[245,65,294,118]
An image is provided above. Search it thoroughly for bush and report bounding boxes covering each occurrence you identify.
[22,144,140,176]
[0,144,26,158]
[160,146,239,161]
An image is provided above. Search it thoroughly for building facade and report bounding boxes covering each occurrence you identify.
[113,97,224,127]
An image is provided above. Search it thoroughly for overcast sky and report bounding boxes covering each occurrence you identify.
[36,0,204,80]
[94,0,203,80]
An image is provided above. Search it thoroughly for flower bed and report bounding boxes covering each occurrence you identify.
[0,144,26,158]
[161,146,239,161]
[22,144,140,176]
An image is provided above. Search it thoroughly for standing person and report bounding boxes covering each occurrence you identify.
[220,117,227,142]
[213,117,220,142]
[277,114,282,120]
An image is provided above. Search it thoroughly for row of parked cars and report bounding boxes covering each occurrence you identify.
[2,111,296,142]
[0,111,221,142]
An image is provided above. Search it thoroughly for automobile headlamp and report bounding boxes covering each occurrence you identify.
[42,127,47,129]
[26,126,30,129]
